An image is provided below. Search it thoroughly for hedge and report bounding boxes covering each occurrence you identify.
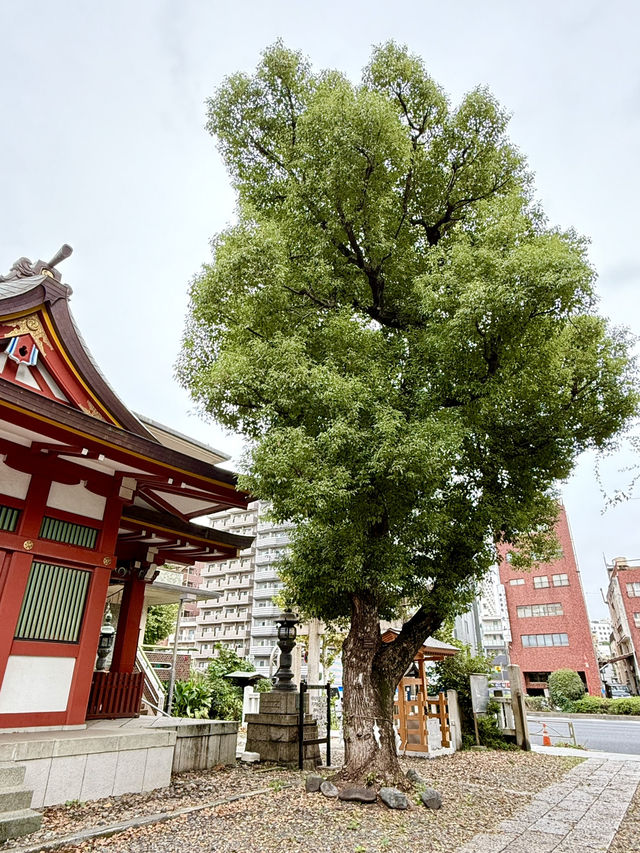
[567,696,640,715]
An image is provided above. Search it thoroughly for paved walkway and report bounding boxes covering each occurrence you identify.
[458,757,640,853]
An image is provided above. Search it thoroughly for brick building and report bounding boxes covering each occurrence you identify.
[606,557,640,694]
[499,505,601,696]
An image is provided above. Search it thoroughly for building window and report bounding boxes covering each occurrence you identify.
[633,613,640,628]
[533,576,550,589]
[521,633,569,647]
[552,573,569,587]
[509,578,525,586]
[517,603,564,618]
[627,583,640,598]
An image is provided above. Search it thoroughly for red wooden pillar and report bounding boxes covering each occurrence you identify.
[109,577,146,673]
[65,566,112,724]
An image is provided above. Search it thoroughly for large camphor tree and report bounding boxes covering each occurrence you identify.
[179,43,637,783]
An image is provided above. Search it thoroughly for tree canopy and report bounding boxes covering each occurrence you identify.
[143,603,178,646]
[180,41,637,639]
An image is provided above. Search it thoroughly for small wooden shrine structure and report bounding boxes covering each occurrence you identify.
[382,628,458,754]
[0,247,251,729]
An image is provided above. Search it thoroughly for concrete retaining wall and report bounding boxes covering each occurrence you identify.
[153,719,239,772]
[0,729,177,807]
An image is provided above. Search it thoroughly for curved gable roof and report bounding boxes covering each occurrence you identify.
[0,270,155,438]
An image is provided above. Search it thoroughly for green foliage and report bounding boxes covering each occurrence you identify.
[477,707,519,751]
[548,669,586,710]
[202,643,255,721]
[525,696,551,712]
[179,42,638,763]
[172,676,212,719]
[143,604,178,646]
[206,643,255,678]
[568,696,640,715]
[256,678,273,693]
[180,40,637,634]
[208,677,244,721]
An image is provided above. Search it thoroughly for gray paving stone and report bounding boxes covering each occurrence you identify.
[529,817,575,835]
[456,833,518,853]
[552,841,609,853]
[502,831,561,853]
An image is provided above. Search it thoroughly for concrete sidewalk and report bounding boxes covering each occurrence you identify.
[532,743,640,762]
[457,757,640,853]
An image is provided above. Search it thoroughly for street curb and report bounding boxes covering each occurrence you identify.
[9,785,288,852]
[532,744,640,761]
[528,710,640,722]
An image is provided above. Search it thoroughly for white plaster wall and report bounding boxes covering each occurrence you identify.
[47,481,106,520]
[0,655,75,714]
[0,458,31,500]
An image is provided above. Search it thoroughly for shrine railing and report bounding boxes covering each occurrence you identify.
[86,670,144,719]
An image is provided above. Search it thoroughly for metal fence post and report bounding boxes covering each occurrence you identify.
[326,682,332,768]
[298,681,306,770]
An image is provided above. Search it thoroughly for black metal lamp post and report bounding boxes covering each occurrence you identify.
[273,610,299,692]
[96,606,115,671]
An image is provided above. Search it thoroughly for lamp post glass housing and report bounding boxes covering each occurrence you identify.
[274,611,299,691]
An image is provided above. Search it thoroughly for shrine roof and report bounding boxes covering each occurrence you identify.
[135,414,230,465]
[0,247,250,517]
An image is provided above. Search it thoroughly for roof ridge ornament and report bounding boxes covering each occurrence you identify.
[0,244,73,282]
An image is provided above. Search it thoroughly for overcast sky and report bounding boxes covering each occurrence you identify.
[2,1,639,618]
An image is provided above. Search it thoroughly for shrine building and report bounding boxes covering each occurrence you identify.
[0,246,252,730]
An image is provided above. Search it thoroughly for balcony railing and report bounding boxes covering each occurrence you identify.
[86,670,144,719]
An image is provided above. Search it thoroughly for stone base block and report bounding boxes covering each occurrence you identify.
[0,808,42,842]
[246,700,321,768]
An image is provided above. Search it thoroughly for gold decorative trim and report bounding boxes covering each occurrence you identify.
[1,312,53,353]
[23,540,34,551]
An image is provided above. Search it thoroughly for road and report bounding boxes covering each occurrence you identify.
[528,714,640,754]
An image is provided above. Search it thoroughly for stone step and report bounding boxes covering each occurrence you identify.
[0,762,26,788]
[0,808,43,843]
[0,786,33,813]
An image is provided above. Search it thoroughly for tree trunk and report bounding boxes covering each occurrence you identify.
[339,595,404,786]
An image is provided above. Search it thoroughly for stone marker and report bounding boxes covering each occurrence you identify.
[379,787,409,810]
[240,752,260,764]
[305,775,323,793]
[320,780,339,798]
[420,788,443,809]
[338,785,377,804]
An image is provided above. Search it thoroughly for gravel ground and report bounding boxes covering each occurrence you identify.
[610,775,640,853]
[1,751,581,853]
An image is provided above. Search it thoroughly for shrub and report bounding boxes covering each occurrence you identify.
[566,695,609,713]
[606,697,640,715]
[256,678,273,693]
[548,669,585,710]
[566,696,640,715]
[172,677,211,718]
[476,713,519,751]
[525,696,551,712]
[208,677,243,720]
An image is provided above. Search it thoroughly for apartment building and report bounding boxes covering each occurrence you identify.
[187,501,291,674]
[606,557,640,694]
[191,503,257,670]
[499,505,601,696]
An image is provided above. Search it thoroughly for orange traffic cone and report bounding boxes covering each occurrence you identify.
[542,722,552,747]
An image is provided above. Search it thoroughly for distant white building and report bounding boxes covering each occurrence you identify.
[454,566,511,663]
